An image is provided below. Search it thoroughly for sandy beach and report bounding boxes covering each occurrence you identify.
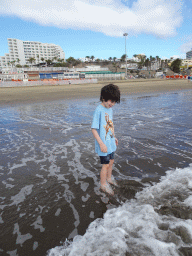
[0,79,191,105]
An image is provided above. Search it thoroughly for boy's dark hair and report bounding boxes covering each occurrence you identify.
[100,84,120,103]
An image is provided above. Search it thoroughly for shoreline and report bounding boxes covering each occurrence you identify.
[0,79,191,106]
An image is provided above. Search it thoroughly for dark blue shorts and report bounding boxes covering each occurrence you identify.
[99,152,115,165]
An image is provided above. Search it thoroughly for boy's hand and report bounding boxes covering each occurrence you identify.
[100,143,108,153]
[115,137,118,146]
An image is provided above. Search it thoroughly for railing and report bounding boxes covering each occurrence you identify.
[0,79,98,87]
[1,66,109,73]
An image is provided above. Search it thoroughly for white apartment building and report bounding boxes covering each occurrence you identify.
[186,48,192,59]
[0,38,65,68]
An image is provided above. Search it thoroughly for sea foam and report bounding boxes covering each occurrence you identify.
[47,164,192,256]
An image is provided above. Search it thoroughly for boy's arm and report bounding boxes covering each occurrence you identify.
[91,128,107,153]
[113,128,118,146]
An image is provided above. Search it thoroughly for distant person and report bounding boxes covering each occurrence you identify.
[91,84,120,195]
[188,75,191,83]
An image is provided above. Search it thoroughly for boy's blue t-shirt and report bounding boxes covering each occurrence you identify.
[91,104,116,156]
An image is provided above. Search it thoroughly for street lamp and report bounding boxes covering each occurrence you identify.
[123,33,128,79]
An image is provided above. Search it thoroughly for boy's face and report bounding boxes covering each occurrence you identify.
[102,100,116,108]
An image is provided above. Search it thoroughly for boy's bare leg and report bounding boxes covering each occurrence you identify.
[100,164,109,187]
[106,159,114,183]
[100,164,114,195]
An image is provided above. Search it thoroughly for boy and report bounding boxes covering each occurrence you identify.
[91,84,120,195]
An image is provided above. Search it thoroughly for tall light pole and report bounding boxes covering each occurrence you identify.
[123,33,128,79]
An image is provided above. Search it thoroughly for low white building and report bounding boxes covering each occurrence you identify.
[84,65,105,71]
[0,69,28,81]
[182,59,192,67]
[70,65,108,72]
[120,63,138,69]
[78,57,92,62]
[155,71,164,77]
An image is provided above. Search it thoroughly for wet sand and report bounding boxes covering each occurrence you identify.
[0,79,191,105]
[0,81,192,256]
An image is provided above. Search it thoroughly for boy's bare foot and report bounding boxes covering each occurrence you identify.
[107,177,118,187]
[100,184,114,195]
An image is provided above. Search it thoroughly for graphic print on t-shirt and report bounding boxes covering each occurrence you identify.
[104,113,115,139]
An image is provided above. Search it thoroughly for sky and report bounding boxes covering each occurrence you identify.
[0,0,192,60]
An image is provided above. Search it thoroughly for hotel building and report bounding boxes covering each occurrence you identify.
[186,48,192,59]
[0,38,65,68]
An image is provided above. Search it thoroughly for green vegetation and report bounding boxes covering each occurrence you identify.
[45,59,52,65]
[170,58,182,73]
[121,54,126,62]
[27,57,36,65]
[5,53,186,73]
[66,57,81,66]
[53,62,69,67]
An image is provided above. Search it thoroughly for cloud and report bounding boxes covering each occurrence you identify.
[0,0,183,38]
[160,54,185,60]
[180,38,192,53]
[170,54,185,59]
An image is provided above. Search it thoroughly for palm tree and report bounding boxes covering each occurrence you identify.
[138,56,146,69]
[85,56,90,62]
[90,56,95,62]
[144,58,150,70]
[149,57,156,70]
[28,58,36,65]
[66,57,76,67]
[113,57,117,62]
[36,54,39,64]
[41,57,44,62]
[10,60,16,67]
[108,57,112,62]
[52,56,57,63]
[45,59,52,66]
[149,56,153,69]
[156,56,160,69]
[161,59,164,69]
[156,56,160,65]
[16,58,20,64]
[113,62,118,72]
[165,59,168,68]
[121,54,126,62]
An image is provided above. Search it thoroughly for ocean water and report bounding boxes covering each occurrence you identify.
[0,89,192,256]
